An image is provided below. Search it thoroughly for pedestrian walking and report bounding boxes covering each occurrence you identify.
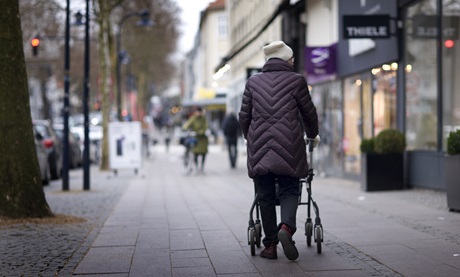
[141,117,152,158]
[222,112,241,168]
[239,41,320,260]
[182,107,209,173]
[164,119,174,152]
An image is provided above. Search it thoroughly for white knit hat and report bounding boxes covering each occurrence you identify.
[262,41,293,61]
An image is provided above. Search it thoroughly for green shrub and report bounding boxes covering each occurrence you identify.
[360,138,375,153]
[374,129,406,154]
[447,129,460,155]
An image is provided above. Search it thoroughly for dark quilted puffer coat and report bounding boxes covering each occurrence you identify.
[238,58,318,178]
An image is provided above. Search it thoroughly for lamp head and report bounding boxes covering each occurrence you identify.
[137,10,154,26]
[74,11,84,25]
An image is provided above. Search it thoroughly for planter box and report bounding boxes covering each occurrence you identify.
[361,153,404,192]
[445,155,460,211]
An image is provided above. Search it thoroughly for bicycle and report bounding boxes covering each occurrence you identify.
[180,131,197,174]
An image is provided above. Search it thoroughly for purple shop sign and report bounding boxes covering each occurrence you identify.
[305,44,337,84]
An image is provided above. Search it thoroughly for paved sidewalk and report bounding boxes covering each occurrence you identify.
[1,162,129,276]
[2,143,460,276]
[73,144,460,276]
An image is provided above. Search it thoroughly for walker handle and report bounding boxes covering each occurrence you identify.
[304,137,315,153]
[304,138,315,169]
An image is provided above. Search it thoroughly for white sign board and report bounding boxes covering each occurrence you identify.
[109,122,142,170]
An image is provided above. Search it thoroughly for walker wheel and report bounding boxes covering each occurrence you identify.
[255,223,262,248]
[305,221,313,246]
[315,225,323,254]
[249,228,256,256]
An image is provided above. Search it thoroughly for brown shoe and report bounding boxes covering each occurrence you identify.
[278,224,299,260]
[260,242,277,259]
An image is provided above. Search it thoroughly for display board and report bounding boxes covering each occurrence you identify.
[108,122,142,171]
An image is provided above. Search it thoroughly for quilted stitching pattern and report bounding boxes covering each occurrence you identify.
[239,58,318,178]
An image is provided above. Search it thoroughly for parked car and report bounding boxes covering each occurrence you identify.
[53,124,83,169]
[34,131,50,185]
[71,125,102,164]
[33,119,62,180]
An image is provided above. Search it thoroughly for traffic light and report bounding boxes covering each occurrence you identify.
[31,37,40,56]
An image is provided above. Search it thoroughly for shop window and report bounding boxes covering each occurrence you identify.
[371,65,397,135]
[405,0,460,150]
[343,75,372,175]
[343,67,397,176]
[442,1,460,150]
[405,0,438,150]
[310,81,343,177]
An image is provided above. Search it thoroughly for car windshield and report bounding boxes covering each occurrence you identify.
[54,129,64,139]
[35,125,50,137]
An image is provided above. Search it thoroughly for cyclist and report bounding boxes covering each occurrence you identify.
[182,107,209,173]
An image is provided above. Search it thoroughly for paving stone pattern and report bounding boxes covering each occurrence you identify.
[0,168,128,276]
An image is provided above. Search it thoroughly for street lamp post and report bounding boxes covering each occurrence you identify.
[83,0,90,190]
[74,0,91,191]
[116,10,153,121]
[63,0,70,191]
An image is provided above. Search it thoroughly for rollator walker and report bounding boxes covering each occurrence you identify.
[247,139,323,255]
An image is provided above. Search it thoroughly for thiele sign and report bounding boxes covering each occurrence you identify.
[343,15,391,39]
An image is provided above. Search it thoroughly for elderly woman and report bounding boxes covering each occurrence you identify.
[239,41,320,260]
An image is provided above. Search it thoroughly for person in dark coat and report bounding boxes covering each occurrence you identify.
[222,112,241,168]
[239,41,320,260]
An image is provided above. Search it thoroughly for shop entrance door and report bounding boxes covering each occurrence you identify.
[343,74,372,176]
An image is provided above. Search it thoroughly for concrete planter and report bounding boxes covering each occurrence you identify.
[361,153,404,192]
[445,155,460,211]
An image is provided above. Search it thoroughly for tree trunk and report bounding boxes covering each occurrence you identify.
[96,0,113,171]
[137,71,146,120]
[95,0,127,171]
[0,0,53,218]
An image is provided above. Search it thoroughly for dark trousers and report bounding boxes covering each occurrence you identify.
[226,140,237,168]
[194,153,206,170]
[254,173,299,246]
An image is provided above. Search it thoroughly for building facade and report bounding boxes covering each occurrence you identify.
[224,0,285,114]
[305,0,460,190]
[182,0,229,131]
[400,0,460,189]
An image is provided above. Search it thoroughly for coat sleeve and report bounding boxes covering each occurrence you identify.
[182,116,193,130]
[238,81,252,139]
[294,77,319,139]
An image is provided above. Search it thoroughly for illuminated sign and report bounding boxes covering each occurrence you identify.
[305,44,337,84]
[343,15,390,39]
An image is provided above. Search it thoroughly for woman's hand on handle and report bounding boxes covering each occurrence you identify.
[304,135,321,148]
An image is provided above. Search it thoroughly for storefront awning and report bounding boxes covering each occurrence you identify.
[182,98,226,110]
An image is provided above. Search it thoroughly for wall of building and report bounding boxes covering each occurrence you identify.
[306,0,338,46]
[191,2,230,104]
[225,0,284,114]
